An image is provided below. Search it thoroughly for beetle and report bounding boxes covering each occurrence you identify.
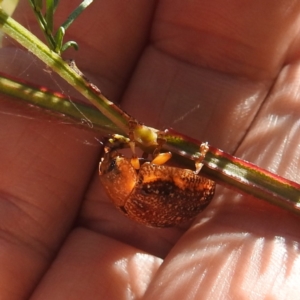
[99,147,215,227]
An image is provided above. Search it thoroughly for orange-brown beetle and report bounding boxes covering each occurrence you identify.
[99,148,215,227]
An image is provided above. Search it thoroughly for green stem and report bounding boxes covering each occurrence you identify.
[60,0,93,31]
[29,0,56,50]
[0,72,120,134]
[163,129,300,215]
[0,8,130,135]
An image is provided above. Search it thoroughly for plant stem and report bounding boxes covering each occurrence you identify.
[163,129,300,215]
[0,72,120,134]
[0,8,131,135]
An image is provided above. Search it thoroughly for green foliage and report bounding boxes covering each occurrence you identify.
[28,0,92,54]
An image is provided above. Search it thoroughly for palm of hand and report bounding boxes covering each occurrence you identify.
[1,1,300,299]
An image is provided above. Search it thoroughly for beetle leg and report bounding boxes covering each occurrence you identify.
[151,132,172,165]
[194,142,209,174]
[151,152,172,165]
[128,119,140,170]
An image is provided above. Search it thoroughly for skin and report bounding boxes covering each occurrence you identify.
[1,0,300,298]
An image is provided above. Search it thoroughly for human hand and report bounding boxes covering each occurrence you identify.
[1,1,300,299]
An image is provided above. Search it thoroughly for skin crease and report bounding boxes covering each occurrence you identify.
[1,0,300,299]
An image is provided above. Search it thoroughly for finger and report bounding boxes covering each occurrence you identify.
[30,228,163,299]
[122,0,300,151]
[144,189,300,299]
[0,93,100,299]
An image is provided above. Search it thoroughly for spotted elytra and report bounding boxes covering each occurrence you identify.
[99,147,215,227]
